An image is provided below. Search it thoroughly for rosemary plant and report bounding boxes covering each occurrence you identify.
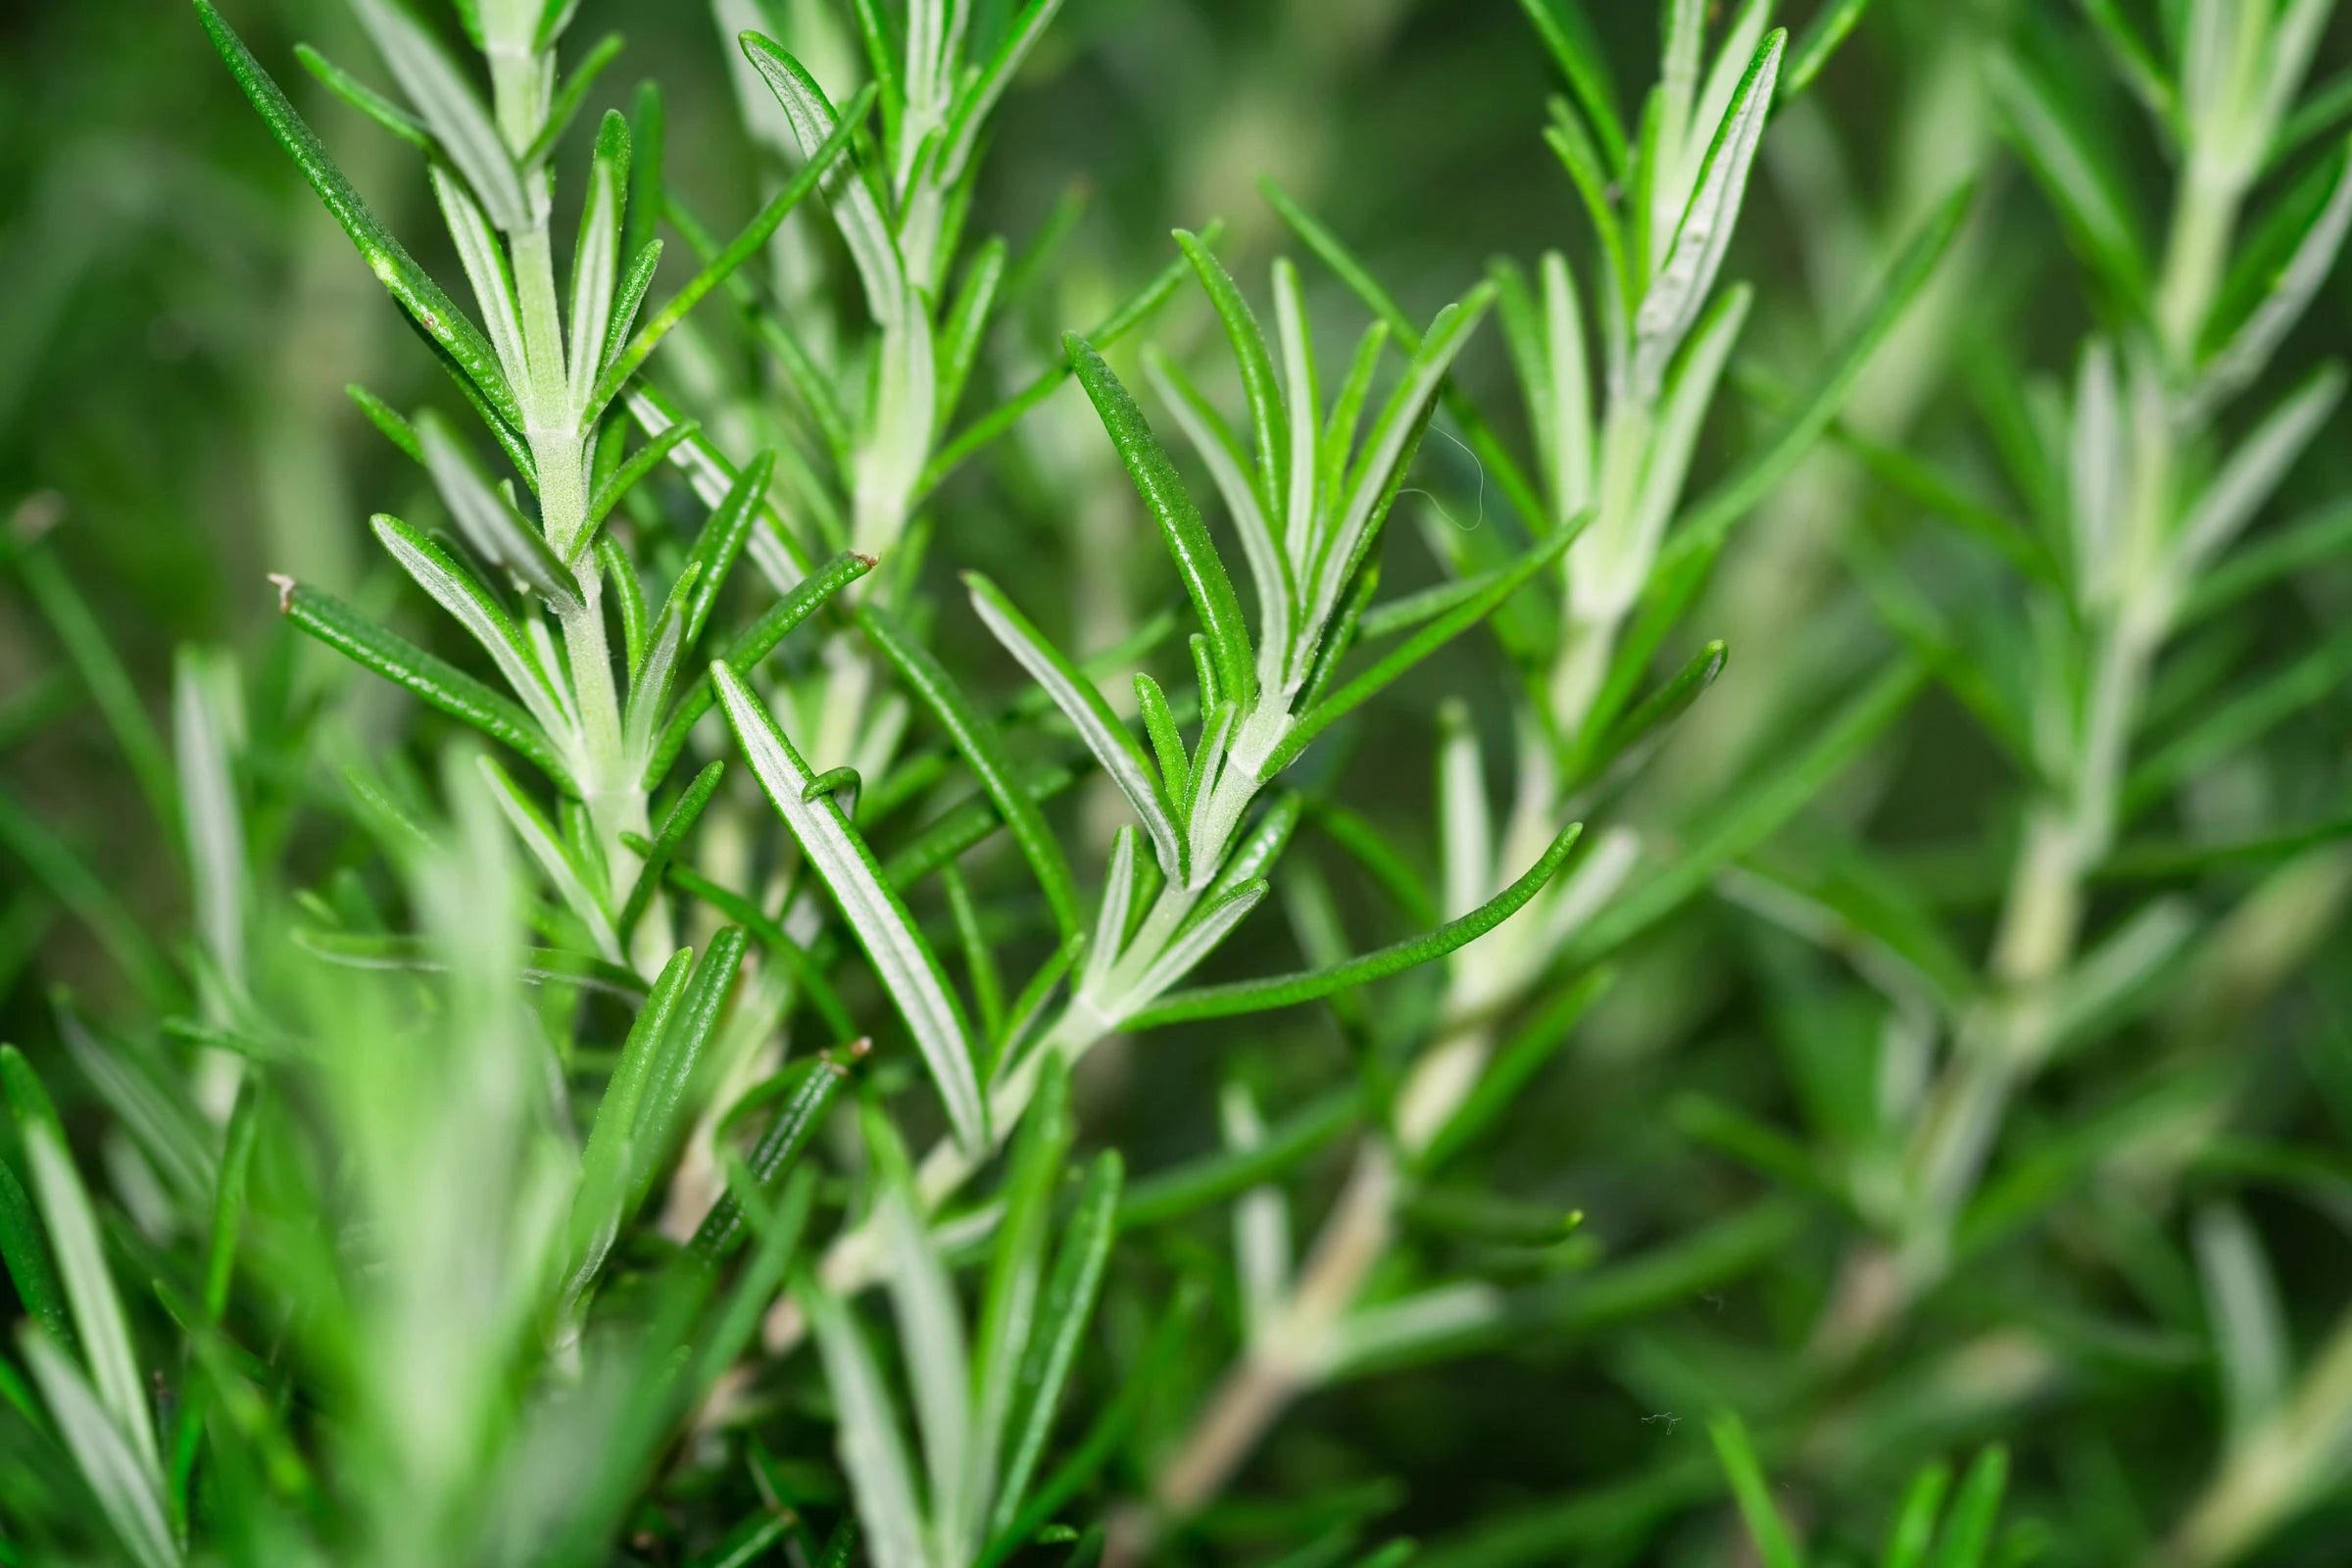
[5,3,2352,1567]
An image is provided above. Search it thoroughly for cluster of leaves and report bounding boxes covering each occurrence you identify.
[2,1,2352,1566]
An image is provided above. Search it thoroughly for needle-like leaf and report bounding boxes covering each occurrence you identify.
[965,570,1185,880]
[860,607,1085,943]
[1128,823,1583,1027]
[193,0,518,425]
[715,662,989,1152]
[1067,333,1256,712]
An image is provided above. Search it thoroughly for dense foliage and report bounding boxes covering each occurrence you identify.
[3,1,2352,1564]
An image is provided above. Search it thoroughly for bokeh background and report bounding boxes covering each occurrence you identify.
[9,1,2352,1563]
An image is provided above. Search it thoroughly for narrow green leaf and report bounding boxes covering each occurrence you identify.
[1134,672,1191,810]
[1661,179,1975,571]
[626,384,818,588]
[522,30,625,168]
[1707,1413,1801,1568]
[619,760,723,939]
[1067,333,1256,711]
[1418,967,1612,1171]
[1882,1463,1953,1568]
[691,1050,853,1263]
[715,663,988,1152]
[629,925,752,1190]
[593,81,878,411]
[480,755,619,958]
[193,0,519,425]
[203,1075,263,1324]
[644,550,871,788]
[990,1152,1122,1539]
[1930,1447,2009,1568]
[939,235,1008,425]
[926,230,1213,490]
[5,1047,163,1487]
[294,43,429,149]
[860,607,1085,943]
[1516,0,1627,170]
[1782,0,1876,97]
[581,419,700,554]
[11,540,175,828]
[1128,823,1583,1027]
[1270,520,1575,778]
[1571,638,1727,789]
[970,1060,1075,1551]
[275,576,572,790]
[346,382,423,463]
[1566,658,1926,963]
[0,1149,73,1351]
[1175,230,1288,517]
[1985,51,2147,306]
[801,1275,930,1568]
[965,571,1184,879]
[349,0,526,228]
[19,1334,179,1568]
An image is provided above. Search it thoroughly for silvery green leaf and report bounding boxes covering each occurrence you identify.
[416,413,583,606]
[714,663,988,1152]
[2068,338,2124,600]
[351,0,530,231]
[857,276,938,555]
[2044,897,2197,1054]
[624,561,702,764]
[938,0,1066,191]
[19,1333,180,1568]
[627,384,814,591]
[2193,1201,2291,1449]
[568,112,629,415]
[1220,1081,1291,1342]
[2176,366,2345,579]
[14,1108,162,1486]
[1309,289,1494,638]
[1437,702,1493,922]
[369,513,576,745]
[1318,1280,1505,1380]
[1126,878,1267,1012]
[1083,825,1142,996]
[1629,28,1783,398]
[479,755,618,959]
[1543,251,1595,524]
[430,167,530,392]
[1624,282,1750,582]
[1144,348,1293,690]
[801,1280,933,1568]
[1272,259,1320,561]
[173,647,248,1003]
[1651,0,1705,259]
[1667,0,1773,231]
[740,34,909,331]
[965,571,1185,879]
[2194,142,2352,414]
[878,1173,975,1563]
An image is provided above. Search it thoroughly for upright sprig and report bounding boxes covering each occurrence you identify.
[725,246,1583,1343]
[1886,0,2349,1301]
[197,0,870,970]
